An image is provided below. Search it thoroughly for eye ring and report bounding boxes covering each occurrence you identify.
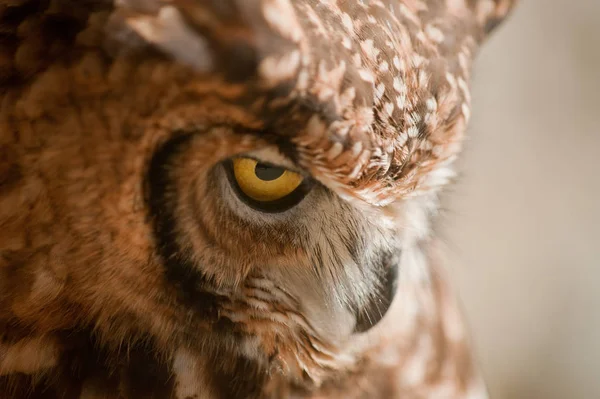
[223,158,313,213]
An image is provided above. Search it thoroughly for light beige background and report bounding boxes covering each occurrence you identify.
[441,1,600,398]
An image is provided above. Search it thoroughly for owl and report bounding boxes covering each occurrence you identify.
[0,0,516,398]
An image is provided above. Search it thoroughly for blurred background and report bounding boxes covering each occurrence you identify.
[440,1,600,398]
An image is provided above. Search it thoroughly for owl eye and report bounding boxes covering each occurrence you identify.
[224,157,311,212]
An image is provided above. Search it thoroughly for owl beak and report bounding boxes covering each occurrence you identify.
[353,258,398,333]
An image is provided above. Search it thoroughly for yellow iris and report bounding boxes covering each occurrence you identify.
[232,157,304,202]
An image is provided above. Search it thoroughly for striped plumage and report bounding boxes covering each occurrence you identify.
[0,0,516,398]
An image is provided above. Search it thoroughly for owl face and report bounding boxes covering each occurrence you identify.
[0,0,517,397]
[146,124,404,383]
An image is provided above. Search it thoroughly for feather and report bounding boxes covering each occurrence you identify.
[0,0,517,397]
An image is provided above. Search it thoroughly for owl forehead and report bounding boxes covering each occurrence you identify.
[120,0,488,205]
[280,0,477,202]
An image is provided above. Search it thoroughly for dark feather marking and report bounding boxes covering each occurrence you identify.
[146,130,269,397]
[146,131,223,320]
[0,327,172,399]
[211,352,268,399]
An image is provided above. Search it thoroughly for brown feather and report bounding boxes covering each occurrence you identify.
[0,0,517,397]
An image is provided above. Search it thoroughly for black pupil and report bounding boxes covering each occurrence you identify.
[254,163,285,181]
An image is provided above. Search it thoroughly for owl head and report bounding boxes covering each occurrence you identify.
[0,0,516,397]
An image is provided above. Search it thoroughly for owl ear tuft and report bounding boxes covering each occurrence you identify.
[106,2,217,72]
[106,0,283,81]
[476,0,519,37]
